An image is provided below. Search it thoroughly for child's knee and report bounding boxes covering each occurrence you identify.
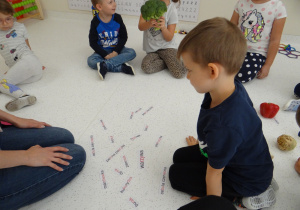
[87,57,97,70]
[128,48,136,58]
[141,62,154,74]
[235,72,256,83]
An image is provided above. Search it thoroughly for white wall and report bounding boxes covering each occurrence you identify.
[39,0,299,36]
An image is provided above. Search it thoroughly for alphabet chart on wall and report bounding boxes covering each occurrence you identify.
[68,0,200,22]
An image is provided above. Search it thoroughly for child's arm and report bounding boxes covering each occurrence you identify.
[113,14,128,57]
[230,11,239,25]
[25,39,32,50]
[206,162,224,196]
[257,18,286,79]
[89,18,109,58]
[156,16,176,42]
[138,15,156,31]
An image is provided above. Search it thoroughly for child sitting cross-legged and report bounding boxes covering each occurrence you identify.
[169,17,278,210]
[87,0,136,80]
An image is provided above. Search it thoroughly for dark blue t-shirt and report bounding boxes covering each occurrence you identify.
[197,79,273,196]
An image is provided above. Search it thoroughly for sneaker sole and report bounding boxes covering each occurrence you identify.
[5,96,37,112]
[283,99,300,111]
[242,186,276,209]
[125,63,135,75]
[97,62,104,80]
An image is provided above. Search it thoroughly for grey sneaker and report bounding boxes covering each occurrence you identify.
[5,95,37,111]
[283,99,300,111]
[97,62,107,80]
[242,186,276,209]
[121,63,135,75]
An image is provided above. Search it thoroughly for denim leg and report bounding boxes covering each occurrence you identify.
[104,47,136,72]
[0,143,86,210]
[87,53,105,70]
[0,126,75,150]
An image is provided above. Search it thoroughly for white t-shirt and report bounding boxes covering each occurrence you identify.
[0,22,33,67]
[143,2,178,53]
[234,0,287,57]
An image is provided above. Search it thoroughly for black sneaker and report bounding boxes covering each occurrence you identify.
[97,62,107,80]
[121,63,135,75]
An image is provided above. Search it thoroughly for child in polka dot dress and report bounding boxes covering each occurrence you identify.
[231,0,287,83]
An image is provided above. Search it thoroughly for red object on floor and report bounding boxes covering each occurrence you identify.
[260,103,280,118]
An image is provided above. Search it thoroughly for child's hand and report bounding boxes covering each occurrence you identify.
[105,51,118,60]
[156,16,166,30]
[25,145,73,171]
[186,136,199,146]
[257,64,271,79]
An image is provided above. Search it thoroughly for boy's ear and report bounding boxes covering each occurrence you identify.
[95,3,102,11]
[207,63,220,80]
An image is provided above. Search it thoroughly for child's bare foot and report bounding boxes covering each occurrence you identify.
[186,136,199,146]
[295,158,300,174]
[190,196,200,200]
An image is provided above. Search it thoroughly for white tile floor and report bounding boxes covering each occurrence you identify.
[1,11,300,210]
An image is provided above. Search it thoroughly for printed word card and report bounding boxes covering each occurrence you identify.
[68,0,200,22]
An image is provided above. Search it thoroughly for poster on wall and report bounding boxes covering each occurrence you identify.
[68,0,200,22]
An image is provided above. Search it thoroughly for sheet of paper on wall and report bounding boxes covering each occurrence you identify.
[68,0,200,22]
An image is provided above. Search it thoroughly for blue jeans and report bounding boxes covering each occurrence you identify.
[87,47,136,72]
[0,126,86,210]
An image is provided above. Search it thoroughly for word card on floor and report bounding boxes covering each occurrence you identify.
[68,0,200,22]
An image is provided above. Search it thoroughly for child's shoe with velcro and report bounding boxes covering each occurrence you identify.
[283,99,300,111]
[97,62,107,80]
[121,63,135,75]
[242,186,276,209]
[5,95,37,111]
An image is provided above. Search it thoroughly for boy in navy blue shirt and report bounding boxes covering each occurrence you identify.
[169,17,276,209]
[88,0,136,80]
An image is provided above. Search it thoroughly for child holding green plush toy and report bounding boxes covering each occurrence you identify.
[138,0,186,79]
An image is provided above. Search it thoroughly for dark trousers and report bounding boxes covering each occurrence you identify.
[169,145,242,201]
[179,195,236,210]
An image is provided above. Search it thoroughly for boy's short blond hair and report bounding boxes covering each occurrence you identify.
[91,0,102,8]
[177,17,247,75]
